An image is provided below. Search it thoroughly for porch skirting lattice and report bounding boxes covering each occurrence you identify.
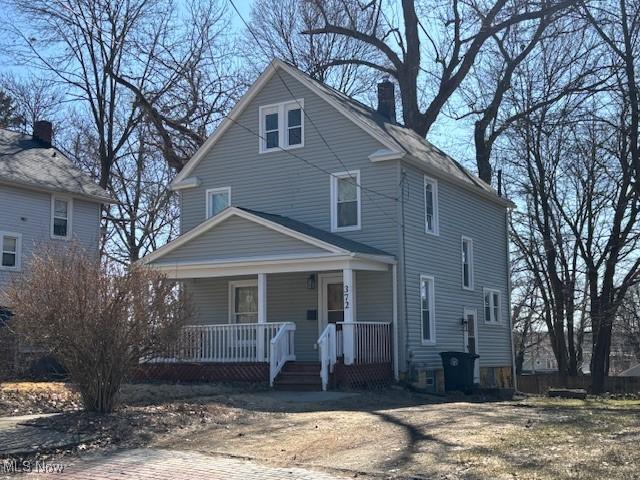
[132,362,268,383]
[334,361,393,389]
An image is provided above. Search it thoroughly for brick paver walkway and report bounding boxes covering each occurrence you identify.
[0,414,96,457]
[34,448,354,479]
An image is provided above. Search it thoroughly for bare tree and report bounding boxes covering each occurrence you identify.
[6,246,191,413]
[246,0,379,98]
[0,75,63,134]
[302,0,577,183]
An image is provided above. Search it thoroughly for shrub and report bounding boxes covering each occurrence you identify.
[6,246,191,413]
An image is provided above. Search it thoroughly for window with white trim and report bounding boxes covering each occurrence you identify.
[229,280,258,323]
[51,196,71,239]
[484,288,502,323]
[259,99,304,152]
[420,274,436,344]
[462,236,474,290]
[0,232,21,270]
[330,170,361,232]
[206,187,231,218]
[424,176,439,234]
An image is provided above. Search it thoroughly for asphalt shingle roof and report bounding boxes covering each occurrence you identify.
[239,207,392,257]
[0,128,111,202]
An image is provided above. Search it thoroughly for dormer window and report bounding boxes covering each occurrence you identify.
[259,100,304,153]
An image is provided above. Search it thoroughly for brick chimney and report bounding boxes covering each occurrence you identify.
[33,120,53,147]
[377,77,396,122]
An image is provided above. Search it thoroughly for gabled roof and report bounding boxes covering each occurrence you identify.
[238,208,390,256]
[141,206,394,266]
[172,59,513,208]
[0,129,112,203]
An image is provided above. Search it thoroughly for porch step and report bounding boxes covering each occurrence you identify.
[273,362,323,391]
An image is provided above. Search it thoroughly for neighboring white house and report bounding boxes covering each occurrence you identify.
[141,59,516,392]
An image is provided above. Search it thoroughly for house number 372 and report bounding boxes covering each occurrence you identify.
[343,284,350,309]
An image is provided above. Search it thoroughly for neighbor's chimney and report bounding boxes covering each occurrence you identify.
[33,120,53,147]
[377,77,396,122]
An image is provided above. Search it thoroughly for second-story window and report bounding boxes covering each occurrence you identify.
[461,236,474,290]
[331,170,361,232]
[424,175,439,235]
[0,232,21,270]
[206,187,231,218]
[259,100,304,152]
[51,196,72,239]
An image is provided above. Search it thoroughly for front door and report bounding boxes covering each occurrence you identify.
[318,274,344,332]
[463,307,480,384]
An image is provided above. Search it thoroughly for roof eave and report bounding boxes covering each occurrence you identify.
[0,177,115,204]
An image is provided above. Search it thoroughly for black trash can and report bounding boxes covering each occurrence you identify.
[439,351,479,392]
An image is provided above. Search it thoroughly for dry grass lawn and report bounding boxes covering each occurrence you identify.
[1,383,638,479]
[153,391,640,480]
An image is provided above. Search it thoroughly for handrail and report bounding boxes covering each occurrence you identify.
[269,323,296,386]
[152,322,289,363]
[317,323,337,391]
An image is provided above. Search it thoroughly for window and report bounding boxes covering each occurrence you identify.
[461,236,474,290]
[51,196,72,239]
[205,187,231,218]
[424,176,439,234]
[286,104,302,146]
[484,288,502,323]
[259,99,304,152]
[0,232,21,271]
[229,280,258,323]
[420,275,436,344]
[330,170,361,232]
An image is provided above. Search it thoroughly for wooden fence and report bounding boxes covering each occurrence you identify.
[518,373,640,394]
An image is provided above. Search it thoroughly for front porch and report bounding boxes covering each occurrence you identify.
[141,207,398,390]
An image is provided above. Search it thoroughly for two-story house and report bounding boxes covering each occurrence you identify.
[141,60,515,392]
[0,122,111,362]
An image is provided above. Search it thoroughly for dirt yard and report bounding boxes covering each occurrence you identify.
[1,383,639,479]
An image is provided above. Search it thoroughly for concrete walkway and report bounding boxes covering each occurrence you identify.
[34,448,356,479]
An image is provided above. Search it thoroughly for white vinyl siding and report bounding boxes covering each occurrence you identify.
[484,288,502,324]
[205,187,231,218]
[51,195,72,240]
[424,176,439,235]
[330,170,361,232]
[462,236,474,290]
[0,232,21,271]
[259,99,304,153]
[420,274,436,345]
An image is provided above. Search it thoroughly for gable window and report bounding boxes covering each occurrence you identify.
[286,104,302,146]
[330,170,361,232]
[229,280,258,323]
[420,274,436,344]
[424,176,439,235]
[206,187,231,218]
[259,99,304,152]
[484,288,502,323]
[0,232,21,271]
[51,196,72,239]
[461,236,474,290]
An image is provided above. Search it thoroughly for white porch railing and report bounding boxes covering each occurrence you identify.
[317,323,337,391]
[269,323,296,386]
[336,322,392,364]
[160,322,291,363]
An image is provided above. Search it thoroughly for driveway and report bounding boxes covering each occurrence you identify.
[28,448,354,479]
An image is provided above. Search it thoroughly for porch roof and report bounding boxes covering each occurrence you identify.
[140,207,395,279]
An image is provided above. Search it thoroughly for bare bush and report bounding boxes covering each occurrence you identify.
[5,246,191,413]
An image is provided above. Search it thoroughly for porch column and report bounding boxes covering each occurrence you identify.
[257,273,267,361]
[343,268,355,365]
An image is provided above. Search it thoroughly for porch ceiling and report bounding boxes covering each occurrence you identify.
[141,207,395,279]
